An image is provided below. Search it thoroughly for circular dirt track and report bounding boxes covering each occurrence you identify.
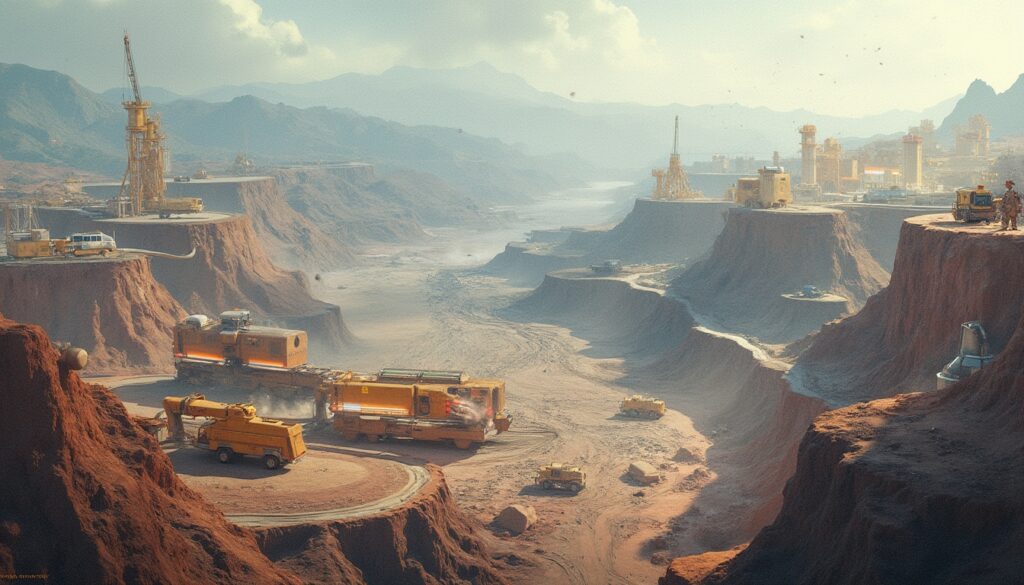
[97,375,431,527]
[166,446,429,527]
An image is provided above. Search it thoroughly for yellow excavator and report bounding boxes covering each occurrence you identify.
[163,393,306,469]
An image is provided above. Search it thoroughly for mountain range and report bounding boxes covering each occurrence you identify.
[0,63,586,203]
[96,62,966,169]
[936,75,1024,139]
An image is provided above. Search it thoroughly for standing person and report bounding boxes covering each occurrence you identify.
[1000,180,1021,231]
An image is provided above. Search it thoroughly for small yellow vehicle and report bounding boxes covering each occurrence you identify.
[952,185,996,223]
[163,393,306,469]
[536,463,586,493]
[619,394,666,418]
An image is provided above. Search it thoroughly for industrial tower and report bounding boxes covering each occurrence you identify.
[902,134,923,190]
[651,116,701,201]
[794,124,823,198]
[116,33,166,217]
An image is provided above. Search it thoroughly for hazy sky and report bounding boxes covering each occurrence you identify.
[1,0,1022,116]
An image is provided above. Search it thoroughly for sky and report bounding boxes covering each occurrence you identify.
[1,0,1022,117]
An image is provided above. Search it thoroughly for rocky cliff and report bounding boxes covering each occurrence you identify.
[664,311,1024,585]
[509,272,695,356]
[256,466,507,585]
[829,203,942,272]
[796,215,1024,404]
[672,207,888,343]
[169,177,354,269]
[510,275,826,554]
[0,256,184,373]
[0,316,300,584]
[85,177,353,270]
[36,209,352,362]
[485,199,732,287]
[275,165,486,246]
[0,317,508,585]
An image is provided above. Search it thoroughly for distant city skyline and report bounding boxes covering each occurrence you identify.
[1,0,1021,117]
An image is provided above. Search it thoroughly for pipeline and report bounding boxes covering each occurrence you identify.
[117,246,197,260]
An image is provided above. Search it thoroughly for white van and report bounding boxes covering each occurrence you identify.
[69,232,117,256]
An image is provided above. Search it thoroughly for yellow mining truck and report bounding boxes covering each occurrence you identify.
[536,463,587,493]
[620,394,666,418]
[328,368,512,449]
[952,185,996,223]
[163,393,306,469]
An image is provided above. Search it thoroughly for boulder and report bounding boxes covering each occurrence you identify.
[629,461,662,485]
[495,505,538,535]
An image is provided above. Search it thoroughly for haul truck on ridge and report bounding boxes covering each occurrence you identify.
[172,310,513,448]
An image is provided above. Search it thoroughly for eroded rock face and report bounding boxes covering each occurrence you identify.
[664,219,1024,584]
[667,310,1024,585]
[0,316,299,584]
[0,317,509,585]
[36,209,352,362]
[672,207,888,343]
[0,256,185,373]
[797,214,1024,404]
[485,199,733,287]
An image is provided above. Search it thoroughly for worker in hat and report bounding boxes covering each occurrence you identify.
[1000,180,1021,231]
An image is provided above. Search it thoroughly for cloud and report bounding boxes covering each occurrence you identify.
[218,0,309,58]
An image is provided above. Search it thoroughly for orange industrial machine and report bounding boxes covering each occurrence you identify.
[328,368,512,449]
[174,310,307,368]
[173,310,514,447]
[163,393,306,469]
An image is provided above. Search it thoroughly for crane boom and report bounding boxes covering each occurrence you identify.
[123,33,142,103]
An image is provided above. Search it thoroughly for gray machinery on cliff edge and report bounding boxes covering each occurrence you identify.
[936,321,994,389]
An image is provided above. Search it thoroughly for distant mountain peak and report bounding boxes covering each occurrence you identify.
[964,78,996,97]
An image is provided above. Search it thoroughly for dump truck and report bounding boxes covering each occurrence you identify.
[536,463,586,492]
[149,196,204,219]
[619,395,666,418]
[952,186,996,223]
[163,393,306,469]
[328,368,512,449]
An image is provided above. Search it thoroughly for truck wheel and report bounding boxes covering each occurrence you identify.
[263,454,281,470]
[453,439,473,450]
[570,482,582,493]
[541,480,553,490]
[217,448,233,463]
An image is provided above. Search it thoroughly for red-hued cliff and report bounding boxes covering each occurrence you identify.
[0,256,184,373]
[796,215,1024,404]
[672,207,888,343]
[89,177,354,270]
[664,311,1024,585]
[0,317,510,585]
[256,466,508,585]
[0,317,300,584]
[36,209,352,361]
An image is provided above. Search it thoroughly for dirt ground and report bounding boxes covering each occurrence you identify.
[308,191,712,584]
